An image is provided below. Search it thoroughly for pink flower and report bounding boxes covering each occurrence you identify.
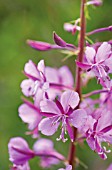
[21,60,49,98]
[39,90,87,142]
[76,42,112,83]
[8,137,35,165]
[33,138,64,168]
[83,110,112,159]
[21,59,74,100]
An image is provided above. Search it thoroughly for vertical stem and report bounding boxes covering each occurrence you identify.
[68,0,86,169]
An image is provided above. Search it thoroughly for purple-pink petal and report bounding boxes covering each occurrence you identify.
[96,42,111,63]
[69,109,87,128]
[38,118,60,136]
[96,110,112,132]
[19,103,41,130]
[24,60,40,79]
[40,100,61,115]
[66,121,74,142]
[86,136,96,151]
[85,46,96,64]
[21,79,34,97]
[37,60,45,75]
[60,90,80,112]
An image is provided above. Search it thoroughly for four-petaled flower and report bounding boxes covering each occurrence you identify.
[76,42,112,83]
[39,90,87,142]
[21,60,49,98]
[21,59,74,100]
[84,110,112,159]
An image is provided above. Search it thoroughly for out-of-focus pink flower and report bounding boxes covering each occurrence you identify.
[33,138,64,168]
[39,90,87,142]
[8,137,35,165]
[64,19,80,35]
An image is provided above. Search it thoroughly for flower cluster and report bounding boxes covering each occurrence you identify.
[8,1,112,170]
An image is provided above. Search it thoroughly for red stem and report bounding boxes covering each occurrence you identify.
[68,0,86,169]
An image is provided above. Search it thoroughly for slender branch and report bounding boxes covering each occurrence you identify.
[83,89,109,98]
[86,26,112,36]
[68,0,86,169]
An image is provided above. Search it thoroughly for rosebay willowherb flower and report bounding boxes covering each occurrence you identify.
[76,42,112,83]
[8,137,65,169]
[21,59,74,100]
[39,90,87,142]
[8,0,112,169]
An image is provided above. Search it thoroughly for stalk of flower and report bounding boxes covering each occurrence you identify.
[68,0,86,169]
[86,26,112,36]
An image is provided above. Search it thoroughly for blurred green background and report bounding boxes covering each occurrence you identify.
[0,0,112,169]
